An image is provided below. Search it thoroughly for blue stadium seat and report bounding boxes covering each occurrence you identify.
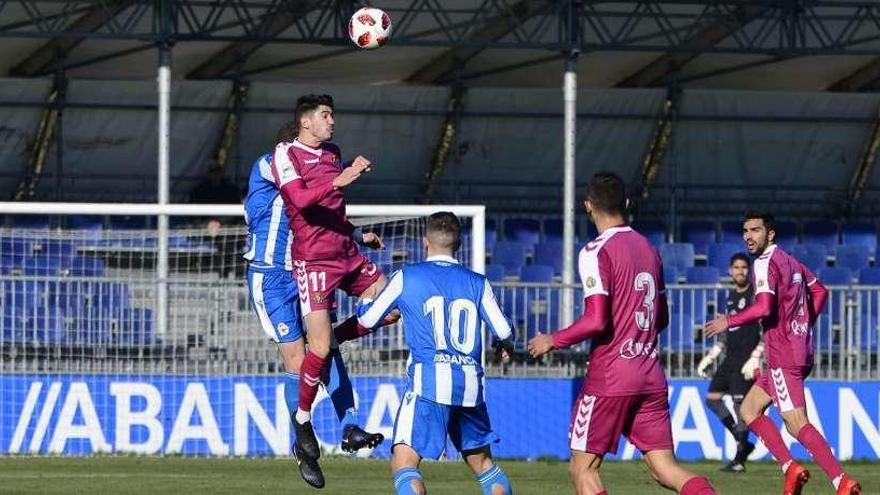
[517,265,557,336]
[774,221,799,248]
[803,221,839,251]
[0,237,35,266]
[841,222,877,251]
[818,267,853,286]
[791,244,828,272]
[21,305,66,345]
[543,219,564,244]
[520,265,554,283]
[659,243,695,272]
[485,219,496,252]
[707,243,744,272]
[38,239,75,261]
[504,218,540,248]
[485,264,505,282]
[720,221,743,244]
[632,220,666,246]
[685,267,721,284]
[492,241,527,276]
[681,221,716,256]
[13,215,50,230]
[858,268,880,285]
[533,242,563,275]
[663,294,696,351]
[835,245,872,272]
[23,256,62,277]
[663,266,679,285]
[118,308,154,346]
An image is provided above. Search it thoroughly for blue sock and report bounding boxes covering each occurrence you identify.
[324,348,357,427]
[283,372,299,419]
[393,467,423,495]
[476,464,512,495]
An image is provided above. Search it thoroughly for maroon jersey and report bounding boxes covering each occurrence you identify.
[270,140,358,262]
[577,226,668,396]
[751,245,816,369]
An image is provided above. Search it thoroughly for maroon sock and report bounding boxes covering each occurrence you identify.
[298,350,328,417]
[749,415,793,467]
[797,424,844,482]
[595,491,607,495]
[680,476,716,495]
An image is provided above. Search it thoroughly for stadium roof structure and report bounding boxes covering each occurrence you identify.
[1,0,880,91]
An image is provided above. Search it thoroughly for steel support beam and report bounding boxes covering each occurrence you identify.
[842,104,880,216]
[828,58,880,92]
[636,83,681,202]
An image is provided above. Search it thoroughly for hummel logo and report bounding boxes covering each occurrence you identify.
[303,374,321,386]
[304,158,319,164]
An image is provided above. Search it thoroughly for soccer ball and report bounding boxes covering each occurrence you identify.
[348,7,391,50]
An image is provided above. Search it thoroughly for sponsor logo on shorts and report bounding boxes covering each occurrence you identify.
[277,322,289,336]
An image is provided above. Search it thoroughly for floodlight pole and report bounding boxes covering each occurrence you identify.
[157,40,172,339]
[561,50,578,329]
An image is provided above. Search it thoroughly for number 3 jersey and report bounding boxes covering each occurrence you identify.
[357,255,514,407]
[579,226,668,397]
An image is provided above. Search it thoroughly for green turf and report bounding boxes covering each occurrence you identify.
[0,456,876,494]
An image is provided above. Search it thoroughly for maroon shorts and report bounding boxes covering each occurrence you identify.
[293,254,382,315]
[569,390,674,456]
[756,366,812,413]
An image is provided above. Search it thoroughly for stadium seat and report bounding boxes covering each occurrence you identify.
[803,221,839,251]
[504,218,540,248]
[858,268,880,285]
[632,220,666,246]
[118,308,154,346]
[663,266,680,285]
[520,265,554,283]
[841,222,877,251]
[542,219,563,244]
[791,244,828,271]
[533,242,563,275]
[13,215,50,230]
[485,219,496,252]
[685,267,721,284]
[773,221,799,248]
[681,221,717,256]
[720,221,743,244]
[517,265,557,336]
[659,243,695,272]
[485,264,505,282]
[707,243,743,272]
[23,257,62,277]
[818,267,853,285]
[21,305,66,345]
[37,239,76,261]
[835,244,872,272]
[0,237,34,266]
[492,241,527,276]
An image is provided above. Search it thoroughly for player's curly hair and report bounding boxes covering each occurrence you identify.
[294,94,334,126]
[276,120,298,143]
[426,211,461,252]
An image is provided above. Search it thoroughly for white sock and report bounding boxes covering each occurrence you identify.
[295,408,311,424]
[781,460,792,474]
[832,474,844,490]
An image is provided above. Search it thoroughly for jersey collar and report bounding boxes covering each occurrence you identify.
[427,255,459,264]
[760,244,777,257]
[292,139,323,157]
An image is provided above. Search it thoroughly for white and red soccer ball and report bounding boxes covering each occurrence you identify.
[348,7,391,49]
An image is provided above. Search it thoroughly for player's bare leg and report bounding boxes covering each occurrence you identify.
[780,407,860,494]
[293,309,334,465]
[463,446,513,495]
[642,450,715,494]
[569,451,605,495]
[391,444,426,495]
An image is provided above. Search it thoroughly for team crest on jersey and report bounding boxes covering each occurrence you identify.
[738,298,746,309]
[312,293,325,304]
[585,277,596,288]
[757,279,765,288]
[277,322,289,336]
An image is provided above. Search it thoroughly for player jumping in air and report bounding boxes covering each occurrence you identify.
[244,121,384,489]
[696,252,762,473]
[528,173,716,495]
[270,94,398,486]
[356,211,515,495]
[705,212,861,495]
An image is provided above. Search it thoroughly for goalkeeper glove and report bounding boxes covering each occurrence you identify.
[697,343,723,378]
[741,342,765,380]
[492,338,514,364]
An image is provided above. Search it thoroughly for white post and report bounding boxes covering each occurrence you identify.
[471,207,486,275]
[561,53,578,328]
[157,44,171,339]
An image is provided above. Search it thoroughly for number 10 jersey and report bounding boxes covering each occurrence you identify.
[357,255,514,407]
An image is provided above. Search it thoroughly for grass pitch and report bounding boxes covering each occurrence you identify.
[0,456,877,494]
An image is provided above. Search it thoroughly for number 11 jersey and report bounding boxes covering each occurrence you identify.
[357,255,513,407]
[579,226,668,397]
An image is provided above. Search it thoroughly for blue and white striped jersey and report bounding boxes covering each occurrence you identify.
[243,153,292,271]
[358,255,513,407]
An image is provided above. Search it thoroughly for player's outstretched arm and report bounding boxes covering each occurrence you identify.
[528,294,610,358]
[705,292,774,337]
[477,279,515,362]
[357,270,402,330]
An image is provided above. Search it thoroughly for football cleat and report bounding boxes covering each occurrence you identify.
[293,442,325,489]
[836,475,861,495]
[294,420,321,460]
[783,462,810,495]
[733,441,755,464]
[719,461,746,473]
[341,425,384,453]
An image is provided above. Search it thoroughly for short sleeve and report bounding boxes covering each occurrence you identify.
[271,143,300,187]
[753,255,777,295]
[579,245,611,298]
